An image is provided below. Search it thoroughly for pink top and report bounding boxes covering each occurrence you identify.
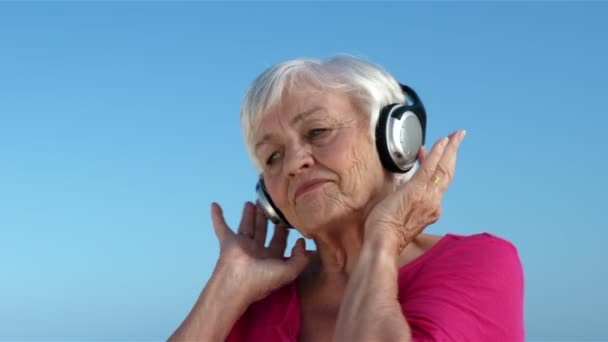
[227,233,525,341]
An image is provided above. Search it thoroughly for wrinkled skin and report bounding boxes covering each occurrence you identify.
[255,87,394,238]
[210,85,465,309]
[170,79,466,341]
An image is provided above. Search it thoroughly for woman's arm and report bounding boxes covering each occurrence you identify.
[168,202,311,341]
[334,237,410,341]
[334,131,466,341]
[168,267,251,341]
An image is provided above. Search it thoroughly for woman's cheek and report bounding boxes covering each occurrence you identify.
[266,178,289,213]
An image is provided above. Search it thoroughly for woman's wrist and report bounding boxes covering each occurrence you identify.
[364,222,411,260]
[359,238,400,275]
[205,264,260,317]
[169,268,252,341]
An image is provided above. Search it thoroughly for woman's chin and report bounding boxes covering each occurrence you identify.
[293,200,344,234]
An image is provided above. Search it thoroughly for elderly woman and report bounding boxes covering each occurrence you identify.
[170,56,524,341]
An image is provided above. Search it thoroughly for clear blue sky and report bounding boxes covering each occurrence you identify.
[1,2,606,341]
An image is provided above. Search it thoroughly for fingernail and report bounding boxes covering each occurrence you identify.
[458,130,466,143]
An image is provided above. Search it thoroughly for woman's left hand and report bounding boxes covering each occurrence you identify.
[364,130,466,256]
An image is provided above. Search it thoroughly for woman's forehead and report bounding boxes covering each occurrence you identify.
[277,86,326,114]
[255,90,327,130]
[260,91,358,131]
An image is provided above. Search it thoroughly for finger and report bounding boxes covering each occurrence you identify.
[415,135,450,183]
[268,224,289,257]
[254,201,268,246]
[237,202,255,238]
[282,238,311,283]
[418,146,428,165]
[434,130,466,192]
[210,202,233,243]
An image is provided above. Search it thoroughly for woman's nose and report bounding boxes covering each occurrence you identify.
[285,146,314,176]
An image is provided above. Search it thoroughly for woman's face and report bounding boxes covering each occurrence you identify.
[253,86,393,237]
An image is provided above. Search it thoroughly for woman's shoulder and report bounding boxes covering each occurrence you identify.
[445,232,518,249]
[244,282,298,323]
[426,232,519,260]
[439,232,521,265]
[399,233,525,341]
[226,282,300,341]
[400,232,523,281]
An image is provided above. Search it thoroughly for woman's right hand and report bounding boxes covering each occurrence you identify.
[210,201,311,303]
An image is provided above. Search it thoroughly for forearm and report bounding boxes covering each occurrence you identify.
[334,238,411,341]
[168,270,251,342]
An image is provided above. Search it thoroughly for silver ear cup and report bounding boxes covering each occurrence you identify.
[255,180,294,227]
[385,106,423,172]
[255,181,284,225]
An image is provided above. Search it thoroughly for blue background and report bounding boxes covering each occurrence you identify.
[1,2,606,341]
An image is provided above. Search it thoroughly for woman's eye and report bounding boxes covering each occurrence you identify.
[308,128,328,139]
[266,152,281,166]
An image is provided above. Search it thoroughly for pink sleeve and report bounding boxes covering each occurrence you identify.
[225,283,300,341]
[399,234,525,342]
[225,311,248,342]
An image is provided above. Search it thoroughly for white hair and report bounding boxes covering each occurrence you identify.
[240,55,417,184]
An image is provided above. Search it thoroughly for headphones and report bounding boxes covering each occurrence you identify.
[255,84,427,228]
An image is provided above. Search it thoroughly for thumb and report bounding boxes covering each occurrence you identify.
[282,238,311,282]
[210,202,232,243]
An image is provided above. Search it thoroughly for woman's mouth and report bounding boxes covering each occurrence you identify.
[294,179,330,201]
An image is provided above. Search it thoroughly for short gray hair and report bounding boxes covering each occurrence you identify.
[240,55,417,184]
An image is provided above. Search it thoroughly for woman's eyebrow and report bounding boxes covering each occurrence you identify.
[255,135,273,151]
[255,106,325,151]
[291,106,324,125]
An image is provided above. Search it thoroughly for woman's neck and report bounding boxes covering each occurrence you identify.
[312,219,366,277]
[309,179,395,278]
